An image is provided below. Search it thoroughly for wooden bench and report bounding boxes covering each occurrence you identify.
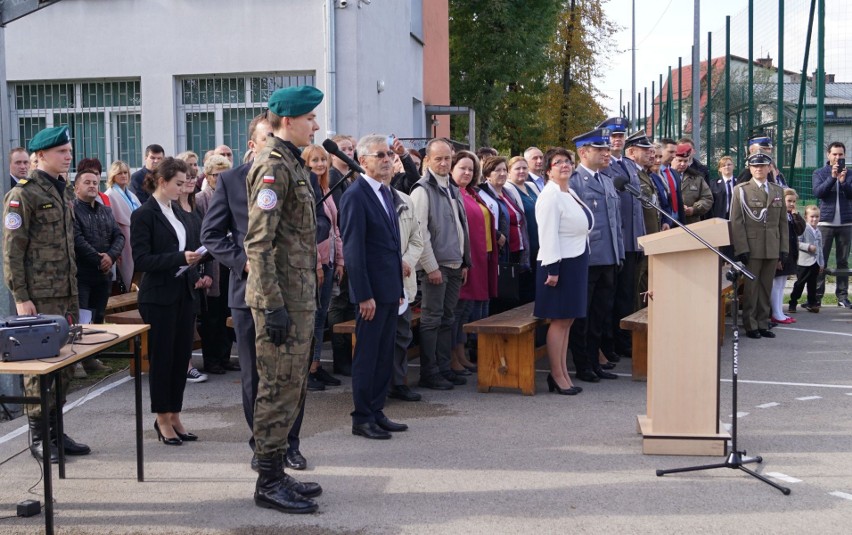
[620,277,737,381]
[104,291,138,315]
[332,312,421,359]
[463,302,549,396]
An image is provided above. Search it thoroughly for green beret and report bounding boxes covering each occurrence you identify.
[268,86,323,117]
[28,125,71,152]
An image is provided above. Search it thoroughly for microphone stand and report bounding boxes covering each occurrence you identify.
[317,168,357,208]
[624,184,790,495]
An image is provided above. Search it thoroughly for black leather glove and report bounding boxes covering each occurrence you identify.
[737,253,750,265]
[264,307,291,346]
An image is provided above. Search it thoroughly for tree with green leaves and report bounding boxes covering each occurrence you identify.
[449,0,561,151]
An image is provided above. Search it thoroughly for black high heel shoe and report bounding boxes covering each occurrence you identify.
[546,374,583,396]
[154,420,182,446]
[174,429,198,442]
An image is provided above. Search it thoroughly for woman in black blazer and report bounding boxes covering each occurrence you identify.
[131,157,210,445]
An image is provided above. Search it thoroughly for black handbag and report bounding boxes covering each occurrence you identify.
[497,262,521,301]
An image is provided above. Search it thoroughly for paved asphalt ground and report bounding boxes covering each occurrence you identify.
[1,304,850,534]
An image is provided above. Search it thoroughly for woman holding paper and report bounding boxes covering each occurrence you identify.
[131,157,210,445]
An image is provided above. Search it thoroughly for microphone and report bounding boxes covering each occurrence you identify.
[612,174,629,192]
[624,183,644,199]
[322,138,364,174]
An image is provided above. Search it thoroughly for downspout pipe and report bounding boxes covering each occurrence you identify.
[325,1,337,137]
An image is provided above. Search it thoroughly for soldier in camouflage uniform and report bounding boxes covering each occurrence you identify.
[243,86,324,514]
[2,125,90,462]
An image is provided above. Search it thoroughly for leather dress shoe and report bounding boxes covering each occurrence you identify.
[450,367,472,376]
[575,371,600,383]
[375,417,408,432]
[61,434,91,455]
[758,329,776,338]
[441,370,467,385]
[388,385,422,401]
[281,472,322,498]
[599,362,616,370]
[604,352,620,363]
[419,374,454,390]
[223,360,241,371]
[352,422,391,440]
[312,367,342,386]
[594,367,618,380]
[205,364,226,375]
[307,374,326,391]
[745,330,761,339]
[285,449,307,470]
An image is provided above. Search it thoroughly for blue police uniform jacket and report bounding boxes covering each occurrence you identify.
[569,165,624,267]
[602,155,646,252]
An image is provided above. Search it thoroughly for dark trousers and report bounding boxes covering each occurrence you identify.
[312,263,335,362]
[570,264,616,375]
[601,251,640,357]
[817,225,850,302]
[77,275,111,324]
[393,306,414,386]
[230,306,303,453]
[327,277,356,371]
[140,292,195,414]
[418,265,463,378]
[198,289,232,369]
[790,263,821,306]
[351,302,397,425]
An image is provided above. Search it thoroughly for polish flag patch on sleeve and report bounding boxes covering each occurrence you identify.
[262,175,275,184]
[9,200,20,208]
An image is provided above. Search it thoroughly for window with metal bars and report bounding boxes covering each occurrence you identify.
[11,80,142,172]
[176,72,316,164]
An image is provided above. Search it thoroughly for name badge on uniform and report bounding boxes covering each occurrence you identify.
[296,179,307,187]
[38,203,54,210]
[5,212,22,230]
[257,189,278,211]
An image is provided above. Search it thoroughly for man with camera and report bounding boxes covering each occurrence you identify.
[812,141,852,309]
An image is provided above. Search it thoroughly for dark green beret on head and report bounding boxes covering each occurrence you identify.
[28,125,71,152]
[268,86,324,117]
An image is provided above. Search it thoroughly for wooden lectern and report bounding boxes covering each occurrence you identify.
[636,218,730,456]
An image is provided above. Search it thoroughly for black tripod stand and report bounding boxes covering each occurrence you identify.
[620,183,791,495]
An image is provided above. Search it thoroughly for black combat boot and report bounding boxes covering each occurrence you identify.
[48,411,90,456]
[28,417,58,464]
[254,455,318,514]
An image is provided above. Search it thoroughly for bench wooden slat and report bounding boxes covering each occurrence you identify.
[105,292,139,314]
[463,302,547,335]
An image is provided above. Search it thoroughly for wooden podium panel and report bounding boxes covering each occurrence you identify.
[636,219,731,456]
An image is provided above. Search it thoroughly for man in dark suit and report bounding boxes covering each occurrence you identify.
[201,113,329,472]
[658,138,686,225]
[339,134,407,440]
[130,144,164,205]
[9,147,29,189]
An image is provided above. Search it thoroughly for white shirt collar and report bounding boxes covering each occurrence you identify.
[362,174,383,192]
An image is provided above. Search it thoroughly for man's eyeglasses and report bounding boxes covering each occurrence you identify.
[364,151,395,160]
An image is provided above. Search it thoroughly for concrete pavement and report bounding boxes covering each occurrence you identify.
[1,304,850,534]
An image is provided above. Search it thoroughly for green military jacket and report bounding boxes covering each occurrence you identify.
[680,169,714,224]
[244,136,317,312]
[3,170,77,303]
[637,169,661,234]
[730,179,789,260]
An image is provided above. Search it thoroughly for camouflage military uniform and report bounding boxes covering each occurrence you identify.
[3,170,79,416]
[244,136,317,459]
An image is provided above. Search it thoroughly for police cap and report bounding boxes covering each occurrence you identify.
[596,117,628,134]
[268,86,324,117]
[624,131,653,149]
[573,128,611,149]
[747,134,773,148]
[746,153,773,166]
[28,126,71,152]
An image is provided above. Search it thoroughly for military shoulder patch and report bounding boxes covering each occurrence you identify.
[263,175,275,184]
[9,200,20,208]
[5,212,22,230]
[256,189,278,211]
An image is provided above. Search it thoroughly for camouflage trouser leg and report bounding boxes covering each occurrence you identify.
[24,296,79,418]
[251,308,313,458]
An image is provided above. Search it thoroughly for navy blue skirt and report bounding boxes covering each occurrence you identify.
[533,248,589,319]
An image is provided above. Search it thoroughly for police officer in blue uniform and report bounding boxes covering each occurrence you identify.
[568,128,624,382]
